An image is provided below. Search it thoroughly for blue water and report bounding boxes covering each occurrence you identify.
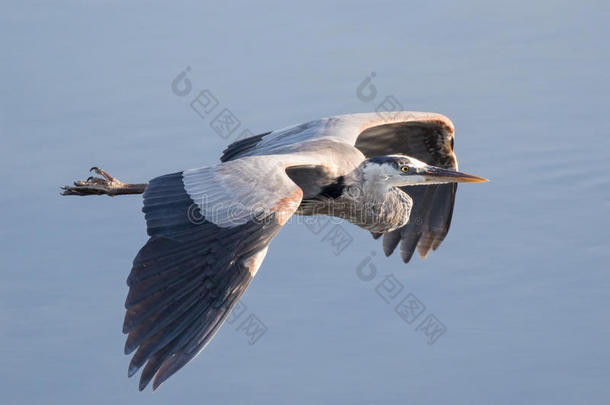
[1,1,609,404]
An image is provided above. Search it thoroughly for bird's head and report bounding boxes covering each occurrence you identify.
[362,155,488,187]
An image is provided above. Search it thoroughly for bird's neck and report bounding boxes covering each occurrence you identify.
[344,169,391,204]
[340,174,412,233]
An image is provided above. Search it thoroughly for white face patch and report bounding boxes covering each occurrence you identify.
[362,162,396,182]
[402,174,425,184]
[407,157,428,169]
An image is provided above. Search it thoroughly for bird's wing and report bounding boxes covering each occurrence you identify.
[352,114,458,262]
[125,155,319,390]
[221,112,458,262]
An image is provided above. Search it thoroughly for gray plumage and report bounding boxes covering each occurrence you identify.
[295,160,414,233]
[60,111,487,391]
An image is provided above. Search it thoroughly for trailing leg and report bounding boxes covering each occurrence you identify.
[61,167,147,196]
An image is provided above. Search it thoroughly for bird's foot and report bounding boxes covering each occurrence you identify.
[61,167,146,196]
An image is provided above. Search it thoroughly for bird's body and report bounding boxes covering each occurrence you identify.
[61,111,487,391]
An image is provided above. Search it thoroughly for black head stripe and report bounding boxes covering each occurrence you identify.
[368,155,411,167]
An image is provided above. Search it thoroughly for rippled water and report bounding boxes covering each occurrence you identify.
[1,1,609,404]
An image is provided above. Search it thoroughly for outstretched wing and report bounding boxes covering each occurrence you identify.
[221,112,459,262]
[125,156,305,390]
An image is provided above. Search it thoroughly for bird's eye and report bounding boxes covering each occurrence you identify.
[400,166,409,173]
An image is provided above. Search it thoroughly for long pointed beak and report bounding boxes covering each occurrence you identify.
[422,166,488,183]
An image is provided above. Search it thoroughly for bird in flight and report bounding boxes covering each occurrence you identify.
[61,111,487,390]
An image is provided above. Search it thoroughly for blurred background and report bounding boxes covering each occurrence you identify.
[1,0,609,404]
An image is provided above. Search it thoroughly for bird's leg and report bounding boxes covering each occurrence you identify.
[61,167,148,196]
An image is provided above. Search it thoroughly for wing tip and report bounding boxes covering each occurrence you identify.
[128,362,140,378]
[400,250,415,263]
[124,338,138,355]
[417,250,430,260]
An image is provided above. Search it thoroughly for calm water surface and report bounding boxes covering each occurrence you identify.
[1,1,609,404]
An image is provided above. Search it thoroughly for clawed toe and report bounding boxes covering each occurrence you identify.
[90,167,116,182]
[61,167,146,196]
[61,167,123,196]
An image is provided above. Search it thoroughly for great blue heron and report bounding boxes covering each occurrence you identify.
[61,111,487,390]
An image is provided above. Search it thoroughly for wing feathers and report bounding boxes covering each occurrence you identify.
[382,230,401,256]
[125,162,298,390]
